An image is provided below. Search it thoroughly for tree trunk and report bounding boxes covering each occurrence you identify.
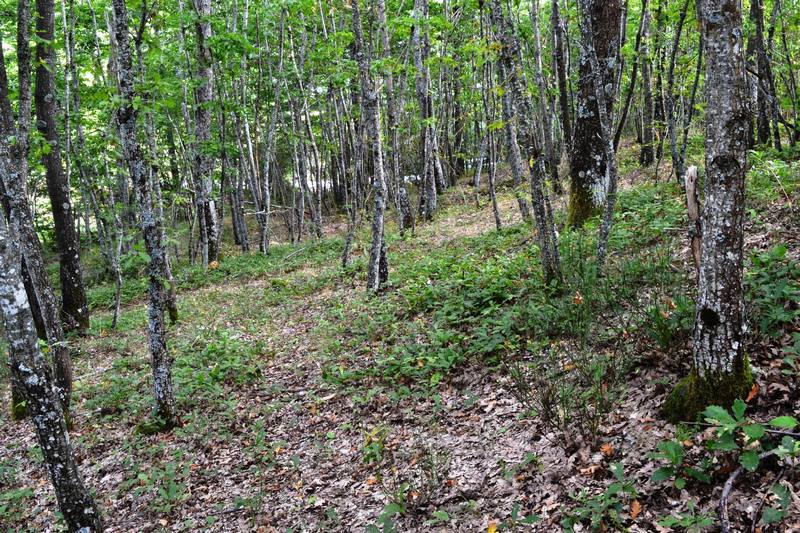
[568,0,621,227]
[193,0,220,266]
[0,8,73,418]
[34,0,89,333]
[111,0,178,430]
[665,0,752,422]
[352,0,388,292]
[639,2,654,167]
[0,215,103,532]
[412,0,441,221]
[551,0,572,150]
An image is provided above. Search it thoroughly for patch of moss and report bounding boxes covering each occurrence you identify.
[664,360,753,423]
[567,186,600,228]
[10,400,28,421]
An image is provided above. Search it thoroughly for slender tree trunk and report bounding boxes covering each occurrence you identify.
[665,0,691,185]
[552,0,572,150]
[34,0,89,333]
[0,8,73,418]
[613,0,647,150]
[111,0,177,429]
[639,3,654,167]
[352,0,388,292]
[412,0,441,221]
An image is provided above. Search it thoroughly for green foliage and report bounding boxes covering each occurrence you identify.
[562,463,638,532]
[119,453,191,514]
[761,483,792,526]
[649,439,711,489]
[645,295,694,350]
[0,459,35,526]
[745,245,800,337]
[657,500,715,532]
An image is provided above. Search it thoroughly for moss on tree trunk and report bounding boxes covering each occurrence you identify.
[664,359,753,423]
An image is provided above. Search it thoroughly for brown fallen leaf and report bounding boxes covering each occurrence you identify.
[580,465,601,476]
[746,382,759,402]
[630,499,642,520]
[600,443,614,457]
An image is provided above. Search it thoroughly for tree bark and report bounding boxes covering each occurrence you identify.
[568,0,621,227]
[0,1,73,417]
[639,3,655,167]
[0,215,103,532]
[34,0,89,333]
[193,0,220,266]
[665,0,752,421]
[551,0,572,150]
[352,0,389,292]
[111,0,178,429]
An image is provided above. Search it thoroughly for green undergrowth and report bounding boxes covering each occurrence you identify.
[86,238,344,312]
[80,327,268,424]
[320,180,691,395]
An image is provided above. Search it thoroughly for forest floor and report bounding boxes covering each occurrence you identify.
[1,145,800,532]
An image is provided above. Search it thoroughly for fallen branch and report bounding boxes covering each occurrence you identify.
[719,449,777,533]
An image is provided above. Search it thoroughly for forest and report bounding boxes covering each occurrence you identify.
[0,0,799,530]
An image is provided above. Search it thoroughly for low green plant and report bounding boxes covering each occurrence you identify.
[645,295,695,350]
[761,482,792,526]
[362,425,389,465]
[702,401,800,472]
[495,502,540,530]
[746,245,800,337]
[562,463,638,532]
[657,500,715,532]
[649,439,711,489]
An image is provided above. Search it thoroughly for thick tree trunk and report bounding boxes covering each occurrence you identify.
[34,0,89,333]
[665,0,752,421]
[111,0,178,429]
[0,215,103,532]
[577,0,621,269]
[568,0,621,227]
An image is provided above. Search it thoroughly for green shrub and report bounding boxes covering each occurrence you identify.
[746,245,800,337]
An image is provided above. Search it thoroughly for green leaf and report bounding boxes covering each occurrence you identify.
[769,416,798,429]
[761,506,784,524]
[709,431,739,451]
[703,405,736,427]
[740,450,760,472]
[743,424,765,441]
[732,398,747,421]
[674,476,686,490]
[684,467,711,484]
[657,440,685,466]
[651,467,676,483]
